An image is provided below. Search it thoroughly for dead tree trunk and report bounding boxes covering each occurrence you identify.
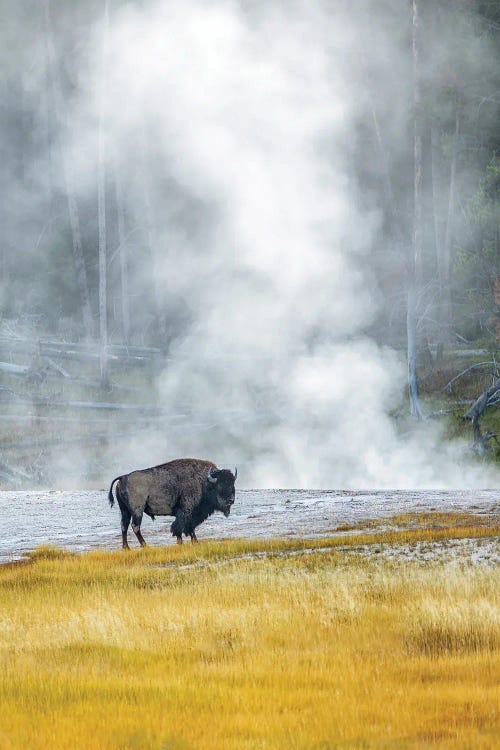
[431,125,446,363]
[407,285,423,419]
[464,378,500,454]
[493,276,500,345]
[44,0,94,340]
[441,90,460,345]
[139,125,165,347]
[409,0,424,419]
[371,106,398,226]
[371,69,423,420]
[98,0,110,386]
[412,2,423,289]
[112,147,130,345]
[41,25,54,208]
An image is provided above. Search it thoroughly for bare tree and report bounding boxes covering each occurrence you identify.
[41,27,54,207]
[112,147,130,345]
[440,89,461,343]
[371,105,399,231]
[139,124,165,347]
[431,124,446,362]
[98,0,110,385]
[44,0,94,340]
[408,0,424,419]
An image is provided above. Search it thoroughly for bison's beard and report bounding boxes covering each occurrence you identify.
[223,507,231,517]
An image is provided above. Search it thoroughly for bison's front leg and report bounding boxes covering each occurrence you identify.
[170,513,186,545]
[183,522,198,543]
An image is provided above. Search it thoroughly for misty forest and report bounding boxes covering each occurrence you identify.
[1,0,500,489]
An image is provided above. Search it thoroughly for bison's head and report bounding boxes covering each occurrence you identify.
[207,467,237,516]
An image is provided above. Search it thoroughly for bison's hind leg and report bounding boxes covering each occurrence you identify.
[116,488,131,550]
[120,507,131,549]
[131,510,147,547]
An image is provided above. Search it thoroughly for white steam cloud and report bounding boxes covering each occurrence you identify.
[50,0,497,488]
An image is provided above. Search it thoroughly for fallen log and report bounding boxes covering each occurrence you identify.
[0,336,161,362]
[0,427,161,451]
[0,413,171,424]
[1,363,145,392]
[0,386,159,412]
[0,460,34,486]
[36,399,159,411]
[426,404,472,419]
[443,362,498,392]
[0,362,30,375]
[44,357,70,378]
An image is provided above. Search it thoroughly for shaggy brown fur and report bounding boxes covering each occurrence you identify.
[108,458,236,548]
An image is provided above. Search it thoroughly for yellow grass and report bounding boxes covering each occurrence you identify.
[0,522,499,749]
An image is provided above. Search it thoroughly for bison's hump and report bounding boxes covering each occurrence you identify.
[149,458,217,484]
[161,458,217,472]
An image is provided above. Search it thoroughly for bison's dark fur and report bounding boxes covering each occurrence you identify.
[108,458,237,548]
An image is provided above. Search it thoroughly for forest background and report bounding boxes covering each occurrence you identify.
[1,0,500,489]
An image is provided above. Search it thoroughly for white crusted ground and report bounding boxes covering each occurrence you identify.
[0,488,498,562]
[336,536,499,565]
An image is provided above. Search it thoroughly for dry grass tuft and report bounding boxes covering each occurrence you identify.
[406,599,500,656]
[24,545,74,561]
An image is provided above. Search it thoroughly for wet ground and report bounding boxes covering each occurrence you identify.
[1,488,499,563]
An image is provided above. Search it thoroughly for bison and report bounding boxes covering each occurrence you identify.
[108,458,237,548]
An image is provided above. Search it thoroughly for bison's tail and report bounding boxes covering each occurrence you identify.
[108,476,121,508]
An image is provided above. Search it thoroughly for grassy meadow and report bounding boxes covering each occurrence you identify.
[0,516,498,749]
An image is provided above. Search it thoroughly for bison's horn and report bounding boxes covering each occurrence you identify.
[207,467,218,483]
[234,467,237,480]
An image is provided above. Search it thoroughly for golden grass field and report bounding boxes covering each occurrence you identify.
[0,514,498,749]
